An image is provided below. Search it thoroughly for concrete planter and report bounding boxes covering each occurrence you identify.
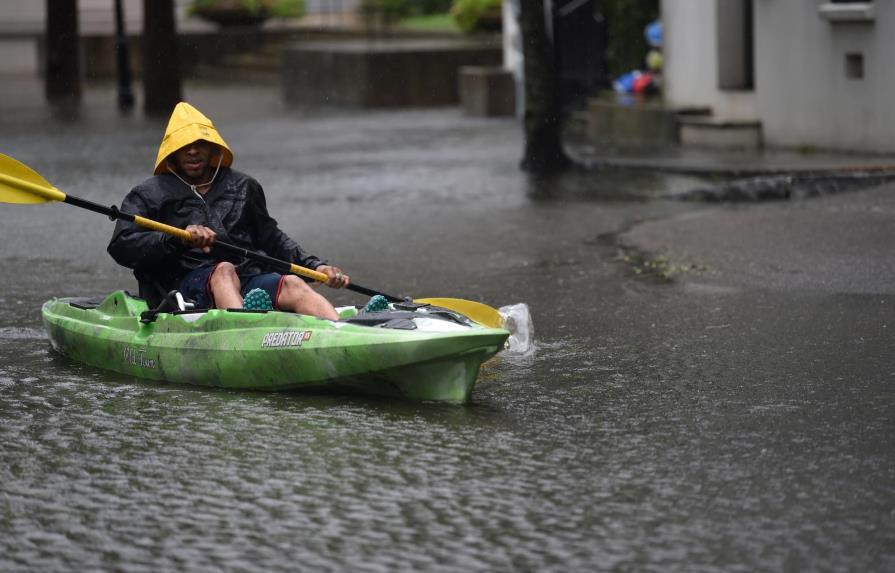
[282,39,502,108]
[459,66,515,116]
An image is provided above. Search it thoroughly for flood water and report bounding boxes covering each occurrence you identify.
[1,81,892,571]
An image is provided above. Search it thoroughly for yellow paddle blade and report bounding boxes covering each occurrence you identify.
[0,153,66,204]
[415,297,504,329]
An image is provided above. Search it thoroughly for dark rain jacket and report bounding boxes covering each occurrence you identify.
[107,167,323,306]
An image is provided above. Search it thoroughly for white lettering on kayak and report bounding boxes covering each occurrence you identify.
[262,330,312,348]
[124,346,157,369]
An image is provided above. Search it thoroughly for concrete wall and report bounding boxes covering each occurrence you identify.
[283,40,502,107]
[754,0,895,152]
[660,0,757,120]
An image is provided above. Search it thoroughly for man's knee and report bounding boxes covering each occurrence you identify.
[278,275,337,319]
[211,262,238,282]
[281,275,312,297]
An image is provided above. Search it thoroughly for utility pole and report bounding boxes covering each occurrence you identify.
[114,0,136,112]
[143,0,182,116]
[45,0,81,108]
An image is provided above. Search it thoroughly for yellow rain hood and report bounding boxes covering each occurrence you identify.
[154,102,234,175]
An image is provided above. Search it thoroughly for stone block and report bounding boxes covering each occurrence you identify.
[588,96,682,142]
[678,117,762,149]
[459,66,515,117]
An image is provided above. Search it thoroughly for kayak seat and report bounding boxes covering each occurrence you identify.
[140,290,196,324]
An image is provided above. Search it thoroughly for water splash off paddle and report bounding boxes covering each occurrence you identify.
[499,303,534,355]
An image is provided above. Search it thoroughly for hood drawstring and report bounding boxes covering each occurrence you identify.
[167,157,223,199]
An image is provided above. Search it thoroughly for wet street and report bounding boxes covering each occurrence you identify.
[1,80,892,571]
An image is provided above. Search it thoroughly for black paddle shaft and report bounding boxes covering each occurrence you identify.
[211,242,403,302]
[64,194,404,303]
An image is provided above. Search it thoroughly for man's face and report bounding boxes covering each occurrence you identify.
[172,140,215,182]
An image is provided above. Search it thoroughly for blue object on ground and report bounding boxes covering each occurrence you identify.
[646,20,662,48]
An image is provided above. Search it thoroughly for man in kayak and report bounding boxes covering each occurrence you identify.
[108,102,350,320]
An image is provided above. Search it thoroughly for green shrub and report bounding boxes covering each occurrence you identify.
[399,12,458,32]
[360,0,412,24]
[604,0,659,76]
[413,0,454,16]
[189,0,304,19]
[450,0,501,34]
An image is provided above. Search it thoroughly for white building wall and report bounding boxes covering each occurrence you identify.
[754,0,895,152]
[660,0,757,121]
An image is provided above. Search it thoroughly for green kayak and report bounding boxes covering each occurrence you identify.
[42,291,509,404]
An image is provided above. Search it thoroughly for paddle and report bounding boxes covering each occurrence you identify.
[0,153,504,328]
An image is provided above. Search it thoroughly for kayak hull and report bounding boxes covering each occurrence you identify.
[42,291,509,404]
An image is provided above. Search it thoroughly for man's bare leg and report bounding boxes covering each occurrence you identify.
[208,262,243,309]
[276,275,339,320]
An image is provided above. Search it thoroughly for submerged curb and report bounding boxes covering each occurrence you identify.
[673,170,895,202]
[568,145,895,203]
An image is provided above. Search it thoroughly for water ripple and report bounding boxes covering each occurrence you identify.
[0,327,47,340]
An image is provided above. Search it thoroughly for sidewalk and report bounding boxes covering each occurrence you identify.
[565,122,895,201]
[619,179,895,293]
[568,133,895,177]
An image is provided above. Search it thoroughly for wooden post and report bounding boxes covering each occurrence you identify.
[45,0,81,106]
[115,0,136,111]
[143,0,182,116]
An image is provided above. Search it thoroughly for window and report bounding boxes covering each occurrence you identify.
[717,0,754,90]
[845,53,864,80]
